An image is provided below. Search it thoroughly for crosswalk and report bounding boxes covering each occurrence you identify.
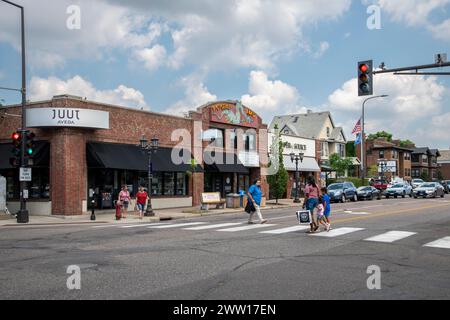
[92,221,450,250]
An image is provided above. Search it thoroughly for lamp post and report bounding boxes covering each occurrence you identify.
[140,135,159,217]
[361,94,389,185]
[290,152,304,203]
[1,0,28,223]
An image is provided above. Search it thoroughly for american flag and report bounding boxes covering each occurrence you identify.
[352,118,362,135]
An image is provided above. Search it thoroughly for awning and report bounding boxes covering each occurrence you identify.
[283,155,321,172]
[204,151,249,174]
[0,141,50,169]
[87,142,201,172]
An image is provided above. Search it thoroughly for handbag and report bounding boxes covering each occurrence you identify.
[296,210,312,225]
[245,201,256,214]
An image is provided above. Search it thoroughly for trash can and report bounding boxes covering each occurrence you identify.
[226,194,241,208]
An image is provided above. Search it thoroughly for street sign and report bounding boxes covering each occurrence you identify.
[19,167,32,182]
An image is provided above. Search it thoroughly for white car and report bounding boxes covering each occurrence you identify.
[411,179,425,189]
[385,183,413,198]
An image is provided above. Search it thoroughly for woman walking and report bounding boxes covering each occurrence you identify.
[136,186,148,220]
[303,176,321,233]
[118,185,131,219]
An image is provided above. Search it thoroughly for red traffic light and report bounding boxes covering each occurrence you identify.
[12,132,20,140]
[359,64,369,73]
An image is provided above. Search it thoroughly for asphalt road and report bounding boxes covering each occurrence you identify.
[1,197,450,300]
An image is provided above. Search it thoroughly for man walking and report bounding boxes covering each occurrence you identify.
[247,179,268,225]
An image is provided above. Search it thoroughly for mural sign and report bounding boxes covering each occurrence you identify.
[210,101,260,128]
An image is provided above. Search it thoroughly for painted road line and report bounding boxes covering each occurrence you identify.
[121,223,169,228]
[148,222,207,229]
[347,212,372,215]
[184,223,243,230]
[365,231,417,243]
[423,237,450,249]
[260,225,310,234]
[311,227,365,238]
[91,225,120,229]
[217,224,277,232]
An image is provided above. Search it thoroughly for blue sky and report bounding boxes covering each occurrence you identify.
[1,0,450,148]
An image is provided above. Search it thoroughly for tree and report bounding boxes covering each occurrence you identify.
[368,165,379,178]
[267,125,289,204]
[420,171,429,182]
[346,142,356,157]
[437,170,444,181]
[367,131,393,142]
[329,153,353,179]
[399,139,414,147]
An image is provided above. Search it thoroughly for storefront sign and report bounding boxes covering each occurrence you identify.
[26,108,109,129]
[210,102,260,128]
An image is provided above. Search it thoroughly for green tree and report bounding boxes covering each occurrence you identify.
[420,171,429,182]
[437,170,444,181]
[368,165,379,178]
[267,125,289,204]
[399,139,414,147]
[329,153,353,179]
[346,142,356,157]
[367,131,393,142]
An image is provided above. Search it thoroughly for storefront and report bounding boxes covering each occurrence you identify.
[0,96,269,216]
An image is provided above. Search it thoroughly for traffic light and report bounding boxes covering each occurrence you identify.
[25,131,36,158]
[10,131,22,167]
[358,60,373,96]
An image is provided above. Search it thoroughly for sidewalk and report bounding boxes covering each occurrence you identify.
[0,199,302,227]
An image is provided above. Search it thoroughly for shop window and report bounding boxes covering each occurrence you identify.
[163,172,175,196]
[379,150,385,159]
[151,172,163,196]
[243,131,256,151]
[1,168,50,200]
[175,172,187,196]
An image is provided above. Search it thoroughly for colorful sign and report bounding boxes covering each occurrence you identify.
[209,101,260,128]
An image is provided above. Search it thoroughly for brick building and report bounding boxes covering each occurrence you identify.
[357,138,413,181]
[411,148,441,180]
[0,96,269,216]
[438,150,450,179]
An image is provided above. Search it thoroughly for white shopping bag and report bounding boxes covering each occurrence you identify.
[296,210,312,225]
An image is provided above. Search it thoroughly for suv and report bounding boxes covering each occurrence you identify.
[372,179,389,191]
[327,182,358,203]
[412,179,425,189]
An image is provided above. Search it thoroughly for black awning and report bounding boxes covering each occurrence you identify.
[87,142,200,172]
[204,151,249,174]
[0,141,50,169]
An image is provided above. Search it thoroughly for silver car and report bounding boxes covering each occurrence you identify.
[411,179,424,189]
[385,183,413,198]
[413,182,445,198]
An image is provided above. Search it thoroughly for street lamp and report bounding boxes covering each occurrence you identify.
[1,0,28,223]
[290,152,304,203]
[140,135,159,216]
[361,94,389,184]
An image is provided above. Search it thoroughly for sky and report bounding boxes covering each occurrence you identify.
[1,0,450,149]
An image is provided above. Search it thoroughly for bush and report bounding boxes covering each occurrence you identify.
[327,177,369,188]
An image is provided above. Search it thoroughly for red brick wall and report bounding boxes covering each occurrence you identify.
[439,163,450,179]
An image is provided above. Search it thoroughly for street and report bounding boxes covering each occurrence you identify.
[1,197,450,300]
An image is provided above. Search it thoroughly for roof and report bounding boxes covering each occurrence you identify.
[371,145,414,152]
[429,149,441,157]
[412,147,430,155]
[438,150,450,162]
[329,127,346,142]
[270,111,344,141]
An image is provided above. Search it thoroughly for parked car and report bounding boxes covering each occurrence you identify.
[411,178,425,189]
[435,180,449,194]
[357,186,382,201]
[413,182,445,198]
[372,179,389,191]
[385,183,413,198]
[327,182,358,203]
[444,180,450,194]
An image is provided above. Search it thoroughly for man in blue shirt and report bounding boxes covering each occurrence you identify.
[247,179,268,224]
[321,187,332,231]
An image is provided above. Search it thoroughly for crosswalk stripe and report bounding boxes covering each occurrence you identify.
[423,237,450,249]
[364,231,417,243]
[217,224,277,232]
[148,222,207,229]
[184,223,242,230]
[260,225,310,234]
[121,223,168,228]
[311,227,365,238]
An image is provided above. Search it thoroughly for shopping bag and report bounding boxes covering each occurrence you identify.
[296,210,312,225]
[245,201,256,214]
[115,201,122,220]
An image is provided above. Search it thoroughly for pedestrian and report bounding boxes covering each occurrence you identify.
[321,187,332,231]
[118,185,131,219]
[303,176,320,233]
[316,196,328,231]
[247,179,268,225]
[136,186,148,220]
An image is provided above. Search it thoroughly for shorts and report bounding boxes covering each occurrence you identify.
[317,214,325,221]
[324,210,331,218]
[122,201,129,209]
[137,203,145,211]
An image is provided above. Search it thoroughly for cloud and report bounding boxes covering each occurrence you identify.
[241,70,309,121]
[328,72,449,148]
[428,18,450,41]
[135,44,167,71]
[313,41,330,58]
[29,75,148,109]
[165,74,217,116]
